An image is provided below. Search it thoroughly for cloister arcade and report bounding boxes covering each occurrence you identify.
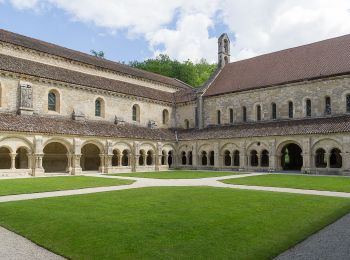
[0,135,348,176]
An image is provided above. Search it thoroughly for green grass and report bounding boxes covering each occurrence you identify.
[110,170,242,179]
[0,187,350,259]
[222,174,350,193]
[0,176,134,196]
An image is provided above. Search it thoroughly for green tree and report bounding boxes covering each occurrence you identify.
[90,50,105,59]
[129,55,217,87]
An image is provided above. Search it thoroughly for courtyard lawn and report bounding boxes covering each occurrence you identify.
[1,187,350,259]
[110,170,243,179]
[0,176,134,196]
[222,174,350,193]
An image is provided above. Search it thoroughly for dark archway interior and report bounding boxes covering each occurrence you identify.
[15,147,28,169]
[43,142,68,173]
[281,143,303,171]
[0,147,11,169]
[81,144,100,171]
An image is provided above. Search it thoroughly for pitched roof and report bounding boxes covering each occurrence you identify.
[0,113,175,141]
[0,29,190,90]
[177,115,350,140]
[204,34,350,97]
[0,54,174,103]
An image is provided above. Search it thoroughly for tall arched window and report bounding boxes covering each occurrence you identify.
[271,103,277,120]
[132,104,140,122]
[48,91,57,111]
[95,98,104,117]
[315,148,327,168]
[288,101,293,119]
[325,96,331,115]
[346,95,350,113]
[306,99,311,117]
[256,105,261,121]
[229,108,234,124]
[217,110,221,125]
[242,106,247,122]
[162,109,169,125]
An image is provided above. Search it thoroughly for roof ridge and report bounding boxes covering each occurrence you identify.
[0,29,189,89]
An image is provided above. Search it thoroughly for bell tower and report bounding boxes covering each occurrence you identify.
[218,33,230,69]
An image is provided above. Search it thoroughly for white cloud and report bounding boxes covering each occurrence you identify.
[5,0,350,63]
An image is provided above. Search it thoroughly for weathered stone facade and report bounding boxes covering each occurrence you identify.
[0,29,349,176]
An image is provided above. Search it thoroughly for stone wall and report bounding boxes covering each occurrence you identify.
[203,76,350,126]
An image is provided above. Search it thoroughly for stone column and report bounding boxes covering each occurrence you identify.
[301,137,312,173]
[66,153,72,174]
[240,147,247,171]
[325,152,330,169]
[214,143,219,168]
[10,153,16,170]
[105,154,113,174]
[99,154,105,173]
[71,138,82,175]
[192,143,198,167]
[71,154,82,175]
[33,154,44,176]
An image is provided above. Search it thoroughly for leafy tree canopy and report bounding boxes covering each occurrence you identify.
[90,50,105,59]
[129,54,217,88]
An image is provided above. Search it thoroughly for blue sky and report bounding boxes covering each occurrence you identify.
[1,1,350,64]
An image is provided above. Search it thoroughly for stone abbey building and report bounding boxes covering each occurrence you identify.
[0,29,349,176]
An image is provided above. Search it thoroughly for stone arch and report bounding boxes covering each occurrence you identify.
[246,141,269,154]
[220,143,239,155]
[112,149,121,166]
[279,142,303,171]
[315,148,327,168]
[139,142,156,152]
[43,138,73,154]
[81,140,105,154]
[312,138,342,154]
[43,142,69,173]
[113,142,133,153]
[0,136,33,152]
[81,143,101,171]
[15,146,29,169]
[0,147,11,169]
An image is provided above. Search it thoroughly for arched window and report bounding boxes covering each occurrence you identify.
[209,151,215,166]
[201,151,207,166]
[330,148,342,168]
[288,101,293,119]
[261,150,269,167]
[181,151,187,165]
[48,91,57,112]
[132,104,140,122]
[242,106,247,122]
[184,119,189,129]
[112,150,120,166]
[224,151,231,166]
[229,108,234,124]
[122,150,129,166]
[188,151,193,165]
[95,98,104,117]
[217,110,221,125]
[146,150,153,165]
[162,109,169,125]
[325,96,331,115]
[346,95,350,113]
[224,39,229,53]
[315,148,327,168]
[233,150,240,166]
[306,99,311,117]
[271,103,277,120]
[250,150,258,167]
[256,105,261,121]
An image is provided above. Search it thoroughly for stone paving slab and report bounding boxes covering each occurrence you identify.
[275,213,350,260]
[0,226,65,260]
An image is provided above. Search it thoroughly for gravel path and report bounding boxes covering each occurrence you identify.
[0,226,65,260]
[275,213,350,260]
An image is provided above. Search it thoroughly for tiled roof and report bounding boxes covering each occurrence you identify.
[0,54,175,103]
[173,89,198,103]
[0,29,190,90]
[205,34,350,97]
[177,115,350,140]
[0,113,175,141]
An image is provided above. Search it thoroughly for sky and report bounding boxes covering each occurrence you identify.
[0,0,350,64]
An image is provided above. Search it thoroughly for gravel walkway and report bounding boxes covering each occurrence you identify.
[275,213,350,260]
[0,226,64,260]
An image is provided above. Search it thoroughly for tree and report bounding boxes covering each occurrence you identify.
[129,55,217,87]
[90,50,105,59]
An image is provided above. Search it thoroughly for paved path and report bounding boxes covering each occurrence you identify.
[275,212,350,260]
[0,226,65,260]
